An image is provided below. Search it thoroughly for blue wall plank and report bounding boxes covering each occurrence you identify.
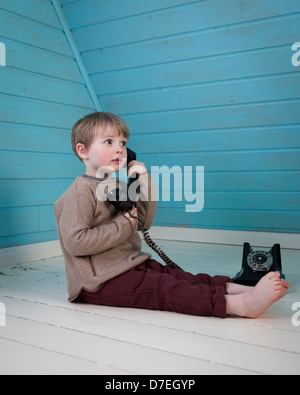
[0,10,72,56]
[5,39,83,83]
[0,1,95,249]
[82,14,300,73]
[102,74,300,114]
[205,172,300,192]
[0,94,91,129]
[72,0,300,51]
[0,151,84,179]
[158,192,300,212]
[0,205,57,244]
[63,0,193,29]
[1,0,60,28]
[138,150,300,172]
[0,207,39,237]
[0,179,74,208]
[123,101,300,133]
[155,208,300,233]
[131,125,299,154]
[0,67,94,108]
[91,46,297,95]
[0,123,72,154]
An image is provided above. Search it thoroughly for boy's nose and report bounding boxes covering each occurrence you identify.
[115,145,125,156]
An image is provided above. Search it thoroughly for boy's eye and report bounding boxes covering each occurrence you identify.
[121,141,127,147]
[104,139,112,145]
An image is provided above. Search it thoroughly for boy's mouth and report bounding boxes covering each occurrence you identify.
[112,157,126,168]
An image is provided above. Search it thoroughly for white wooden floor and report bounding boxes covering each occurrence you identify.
[0,239,299,375]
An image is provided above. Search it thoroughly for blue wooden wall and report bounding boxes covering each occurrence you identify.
[61,0,300,234]
[0,0,300,249]
[0,0,94,248]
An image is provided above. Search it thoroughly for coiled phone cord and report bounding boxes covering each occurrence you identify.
[128,210,184,272]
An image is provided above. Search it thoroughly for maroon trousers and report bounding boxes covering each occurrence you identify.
[80,259,231,318]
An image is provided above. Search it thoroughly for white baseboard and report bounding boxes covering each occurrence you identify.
[150,226,300,250]
[0,227,299,266]
[0,240,63,266]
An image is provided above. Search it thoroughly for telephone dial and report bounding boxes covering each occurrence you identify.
[107,148,184,271]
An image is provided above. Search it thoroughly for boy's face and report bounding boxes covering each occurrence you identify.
[77,123,128,177]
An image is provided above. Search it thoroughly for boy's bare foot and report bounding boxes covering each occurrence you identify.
[226,272,288,318]
[227,274,289,296]
[281,278,290,289]
[226,282,252,295]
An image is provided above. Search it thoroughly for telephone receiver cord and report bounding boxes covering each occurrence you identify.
[128,210,184,272]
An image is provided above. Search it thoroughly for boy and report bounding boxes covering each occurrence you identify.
[54,112,289,319]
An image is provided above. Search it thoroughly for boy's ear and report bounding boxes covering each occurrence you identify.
[76,143,88,161]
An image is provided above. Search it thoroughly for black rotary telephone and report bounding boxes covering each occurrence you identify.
[233,242,285,286]
[107,148,184,271]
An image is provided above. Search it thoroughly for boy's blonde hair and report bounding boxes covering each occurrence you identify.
[71,112,130,161]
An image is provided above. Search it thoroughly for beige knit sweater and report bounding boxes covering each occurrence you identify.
[54,167,157,301]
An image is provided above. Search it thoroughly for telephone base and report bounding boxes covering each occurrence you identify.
[232,242,285,286]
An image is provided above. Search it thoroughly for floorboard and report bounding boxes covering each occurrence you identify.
[0,239,299,375]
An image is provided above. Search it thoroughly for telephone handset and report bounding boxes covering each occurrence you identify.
[106,148,138,212]
[107,148,184,271]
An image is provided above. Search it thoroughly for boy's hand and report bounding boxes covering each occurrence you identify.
[127,161,147,178]
[124,207,138,230]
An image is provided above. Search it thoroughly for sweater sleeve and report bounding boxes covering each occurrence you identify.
[56,180,134,257]
[135,170,158,231]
